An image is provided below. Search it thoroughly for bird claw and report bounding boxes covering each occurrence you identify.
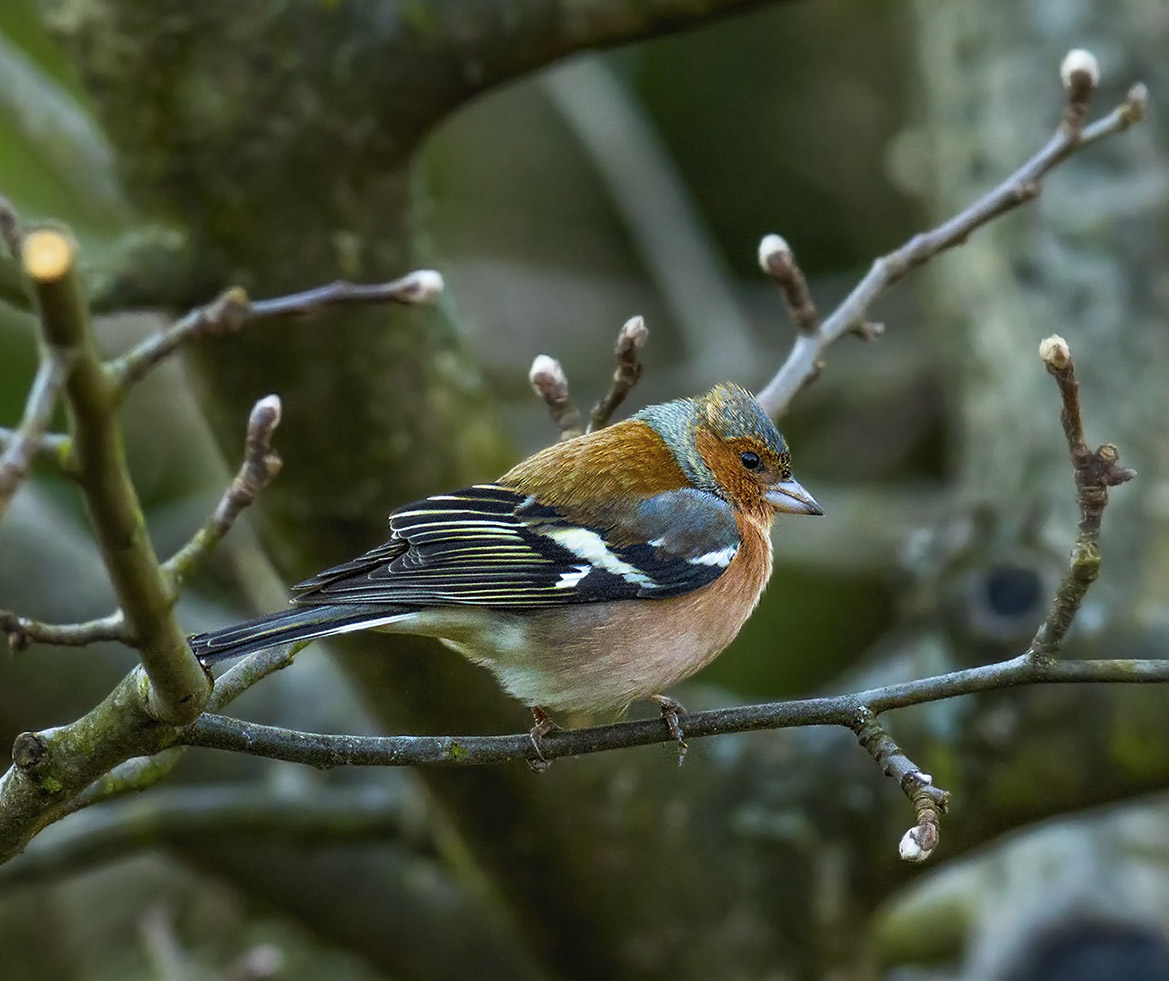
[651,694,688,766]
[527,706,559,773]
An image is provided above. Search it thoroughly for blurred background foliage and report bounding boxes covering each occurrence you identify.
[1,1,1168,979]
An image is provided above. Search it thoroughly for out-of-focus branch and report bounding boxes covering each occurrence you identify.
[544,58,753,376]
[0,349,73,519]
[0,194,23,259]
[108,270,444,398]
[754,52,1147,418]
[0,784,411,888]
[0,427,69,470]
[0,610,129,652]
[21,227,209,723]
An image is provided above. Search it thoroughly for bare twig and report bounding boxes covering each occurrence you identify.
[1,610,129,653]
[758,235,820,337]
[0,197,28,310]
[0,195,23,259]
[140,903,193,981]
[0,347,74,518]
[755,55,1148,419]
[209,641,307,711]
[528,354,583,439]
[22,227,209,722]
[588,315,649,431]
[852,712,947,863]
[164,395,284,591]
[1029,335,1135,662]
[109,269,444,397]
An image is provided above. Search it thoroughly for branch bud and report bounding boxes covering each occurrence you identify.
[396,269,445,304]
[250,394,283,431]
[898,825,936,863]
[1125,82,1149,123]
[529,354,569,400]
[757,234,794,280]
[1060,49,1100,91]
[1039,334,1071,370]
[617,315,649,356]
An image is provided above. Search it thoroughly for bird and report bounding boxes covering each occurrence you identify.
[189,382,822,747]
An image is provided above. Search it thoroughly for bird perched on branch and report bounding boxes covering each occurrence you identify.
[189,383,821,743]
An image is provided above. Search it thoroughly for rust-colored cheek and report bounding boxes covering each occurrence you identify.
[694,429,773,523]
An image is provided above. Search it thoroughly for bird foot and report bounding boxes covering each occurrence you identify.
[527,706,560,773]
[651,694,688,766]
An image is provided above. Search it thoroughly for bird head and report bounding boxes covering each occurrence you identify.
[634,383,822,522]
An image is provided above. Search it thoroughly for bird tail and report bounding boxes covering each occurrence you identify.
[188,604,414,664]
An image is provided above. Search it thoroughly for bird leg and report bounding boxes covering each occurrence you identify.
[527,706,560,772]
[650,694,688,765]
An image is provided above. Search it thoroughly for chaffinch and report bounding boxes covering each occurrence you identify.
[189,382,821,730]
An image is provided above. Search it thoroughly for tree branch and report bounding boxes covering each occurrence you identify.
[1030,335,1135,661]
[754,57,1147,419]
[1,394,286,654]
[163,395,284,592]
[21,228,210,723]
[108,270,444,398]
[0,784,411,888]
[588,316,649,431]
[0,252,438,860]
[180,655,1169,770]
[0,347,74,519]
[852,712,947,863]
[0,198,73,515]
[529,315,651,440]
[528,354,583,439]
[0,610,129,652]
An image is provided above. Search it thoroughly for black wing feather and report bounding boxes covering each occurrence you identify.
[291,484,740,609]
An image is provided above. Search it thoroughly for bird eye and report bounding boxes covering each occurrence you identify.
[739,451,761,471]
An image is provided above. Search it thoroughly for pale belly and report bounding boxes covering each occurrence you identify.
[395,560,768,713]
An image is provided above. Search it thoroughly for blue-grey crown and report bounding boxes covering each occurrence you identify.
[633,383,787,497]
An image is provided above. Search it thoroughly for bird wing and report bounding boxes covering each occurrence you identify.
[291,483,741,608]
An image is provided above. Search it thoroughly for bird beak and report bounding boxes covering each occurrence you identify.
[765,478,823,515]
